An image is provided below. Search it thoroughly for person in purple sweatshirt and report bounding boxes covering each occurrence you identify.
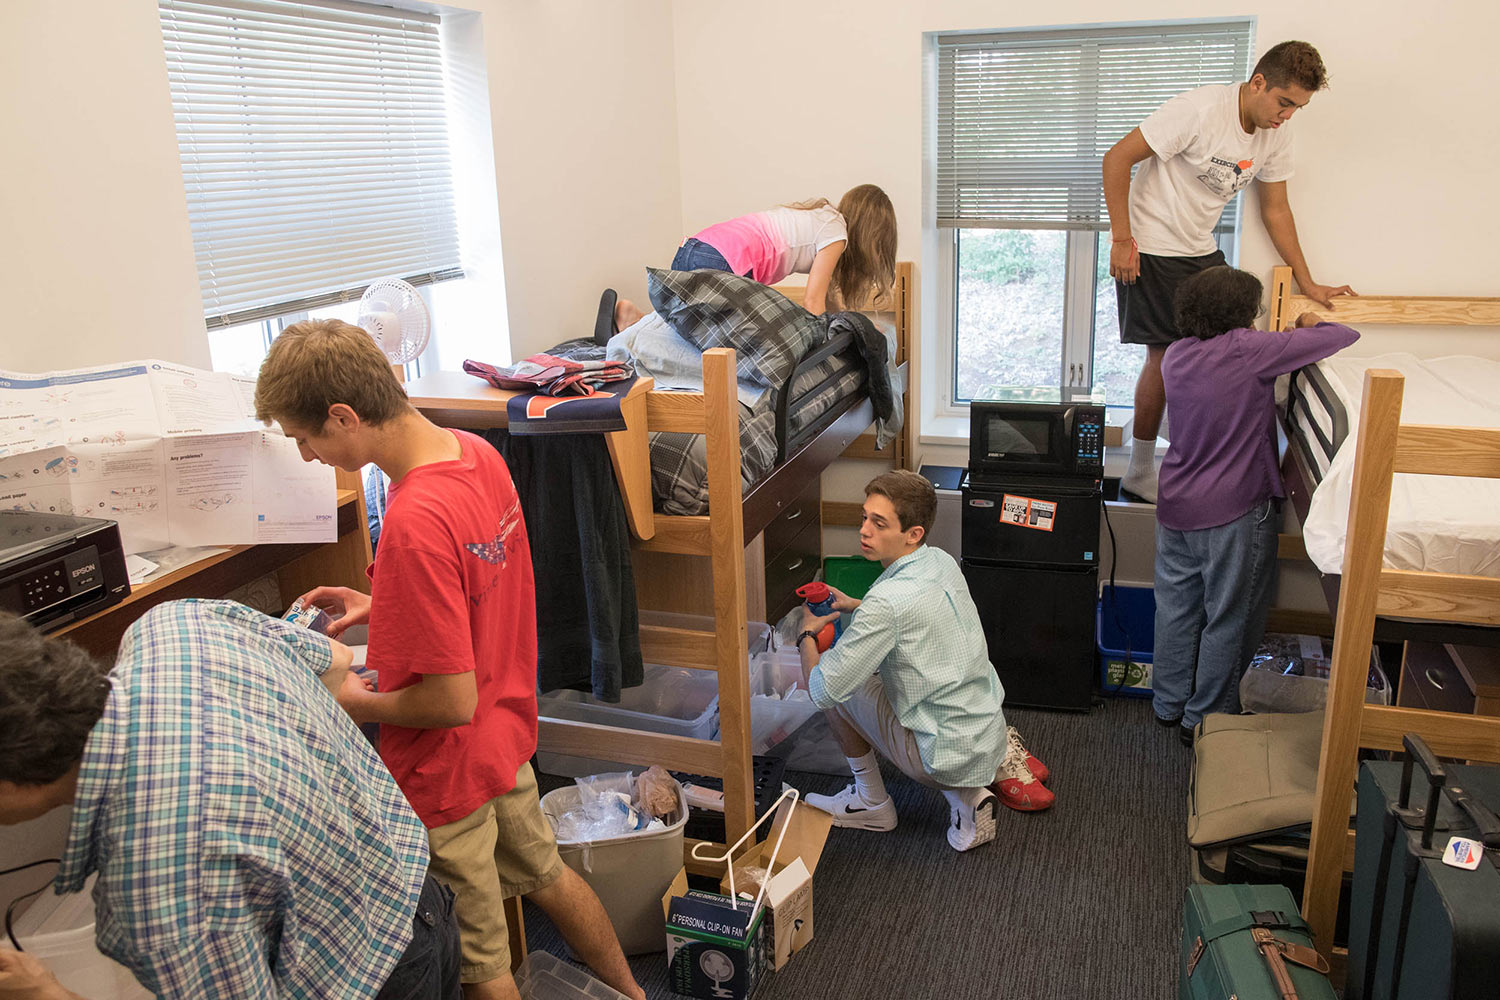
[1153,265,1359,745]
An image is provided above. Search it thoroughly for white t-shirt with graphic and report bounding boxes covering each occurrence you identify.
[1129,83,1296,257]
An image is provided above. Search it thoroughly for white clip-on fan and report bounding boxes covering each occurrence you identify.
[357,277,431,379]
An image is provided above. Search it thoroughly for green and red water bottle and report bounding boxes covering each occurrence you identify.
[796,581,843,651]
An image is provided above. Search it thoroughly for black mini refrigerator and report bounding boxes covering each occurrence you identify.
[961,389,1105,712]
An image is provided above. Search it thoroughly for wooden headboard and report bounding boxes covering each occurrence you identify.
[1269,265,1500,331]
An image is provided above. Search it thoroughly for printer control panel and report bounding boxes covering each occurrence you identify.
[14,546,104,613]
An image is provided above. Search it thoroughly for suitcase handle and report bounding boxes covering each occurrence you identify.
[1445,785,1500,849]
[1401,734,1447,850]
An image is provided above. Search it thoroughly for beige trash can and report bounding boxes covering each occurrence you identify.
[540,782,688,955]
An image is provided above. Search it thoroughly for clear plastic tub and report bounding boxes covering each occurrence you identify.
[12,877,152,1000]
[536,613,770,778]
[748,647,847,775]
[513,949,633,1000]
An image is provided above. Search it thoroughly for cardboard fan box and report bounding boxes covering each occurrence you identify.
[661,795,832,998]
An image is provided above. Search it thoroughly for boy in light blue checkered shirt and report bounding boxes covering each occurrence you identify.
[797,471,1056,852]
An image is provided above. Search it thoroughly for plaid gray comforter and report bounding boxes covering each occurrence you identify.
[650,347,867,515]
[555,306,899,516]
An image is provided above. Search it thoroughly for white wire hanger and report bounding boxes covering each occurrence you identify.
[688,787,800,925]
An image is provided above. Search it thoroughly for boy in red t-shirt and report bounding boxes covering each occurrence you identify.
[255,320,644,1000]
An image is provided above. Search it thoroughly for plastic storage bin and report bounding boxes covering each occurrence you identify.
[513,949,632,999]
[823,555,884,601]
[1097,584,1154,698]
[13,877,152,1000]
[1239,633,1389,714]
[748,646,849,775]
[541,781,688,956]
[535,614,771,778]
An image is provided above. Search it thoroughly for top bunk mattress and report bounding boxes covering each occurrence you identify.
[1298,352,1500,578]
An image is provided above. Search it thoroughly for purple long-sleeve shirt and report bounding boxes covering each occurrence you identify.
[1157,322,1360,531]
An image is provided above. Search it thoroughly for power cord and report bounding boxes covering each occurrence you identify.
[2,858,63,951]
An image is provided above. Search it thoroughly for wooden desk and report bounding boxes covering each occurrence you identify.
[406,370,656,540]
[58,479,373,657]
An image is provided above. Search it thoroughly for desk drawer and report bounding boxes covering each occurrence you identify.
[1400,641,1474,715]
[765,520,822,625]
[763,483,821,560]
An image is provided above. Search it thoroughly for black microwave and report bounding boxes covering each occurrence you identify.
[968,387,1105,480]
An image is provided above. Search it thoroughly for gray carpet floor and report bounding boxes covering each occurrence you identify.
[527,696,1193,999]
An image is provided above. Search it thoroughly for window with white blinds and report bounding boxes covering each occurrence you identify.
[934,20,1253,232]
[160,0,464,328]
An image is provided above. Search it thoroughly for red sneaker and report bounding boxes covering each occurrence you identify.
[993,744,1055,812]
[1007,725,1051,784]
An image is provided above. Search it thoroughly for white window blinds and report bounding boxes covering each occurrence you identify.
[934,20,1253,231]
[160,0,463,327]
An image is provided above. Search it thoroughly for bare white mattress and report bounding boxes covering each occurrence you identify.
[1299,352,1500,578]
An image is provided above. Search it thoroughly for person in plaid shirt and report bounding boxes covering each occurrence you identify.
[0,600,458,999]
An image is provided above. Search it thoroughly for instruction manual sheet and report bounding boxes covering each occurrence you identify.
[0,360,337,554]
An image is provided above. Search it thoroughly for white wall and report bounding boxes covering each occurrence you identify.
[480,0,683,358]
[0,2,208,371]
[0,0,684,373]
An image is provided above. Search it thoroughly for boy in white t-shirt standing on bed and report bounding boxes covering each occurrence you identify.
[1103,40,1355,503]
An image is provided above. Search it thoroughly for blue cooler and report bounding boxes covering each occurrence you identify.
[1097,584,1154,698]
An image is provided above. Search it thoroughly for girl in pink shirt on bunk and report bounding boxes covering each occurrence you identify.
[611,184,897,328]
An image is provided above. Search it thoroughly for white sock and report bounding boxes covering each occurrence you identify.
[1123,435,1159,501]
[847,752,888,803]
[1127,434,1156,478]
[942,787,990,813]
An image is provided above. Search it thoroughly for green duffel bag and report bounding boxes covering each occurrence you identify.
[1180,884,1335,1000]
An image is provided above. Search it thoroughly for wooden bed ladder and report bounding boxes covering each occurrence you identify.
[531,348,758,867]
[1301,369,1500,960]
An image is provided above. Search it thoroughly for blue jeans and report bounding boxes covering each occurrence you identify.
[672,237,743,274]
[1152,497,1281,728]
[375,875,462,1000]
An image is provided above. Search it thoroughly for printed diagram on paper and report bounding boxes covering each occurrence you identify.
[999,494,1057,532]
[0,361,335,553]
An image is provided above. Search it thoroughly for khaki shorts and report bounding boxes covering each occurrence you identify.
[833,675,945,790]
[425,762,565,983]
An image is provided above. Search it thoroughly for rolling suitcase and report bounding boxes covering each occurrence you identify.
[1180,883,1334,1000]
[1347,734,1500,1000]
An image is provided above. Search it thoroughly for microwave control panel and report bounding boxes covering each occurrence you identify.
[1072,407,1105,473]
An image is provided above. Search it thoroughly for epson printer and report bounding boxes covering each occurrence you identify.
[1,510,130,632]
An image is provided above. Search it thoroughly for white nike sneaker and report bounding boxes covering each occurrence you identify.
[946,789,998,852]
[803,784,898,831]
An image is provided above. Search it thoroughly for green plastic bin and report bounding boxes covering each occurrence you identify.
[824,555,883,600]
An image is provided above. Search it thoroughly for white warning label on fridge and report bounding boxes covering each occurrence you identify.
[1000,494,1056,532]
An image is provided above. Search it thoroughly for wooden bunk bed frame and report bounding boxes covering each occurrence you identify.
[1273,264,1500,646]
[1301,368,1500,964]
[406,262,913,875]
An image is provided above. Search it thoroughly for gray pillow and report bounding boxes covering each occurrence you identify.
[646,267,823,390]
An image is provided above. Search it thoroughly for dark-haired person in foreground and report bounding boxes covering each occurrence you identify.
[0,601,459,1000]
[796,470,1054,853]
[1103,40,1355,503]
[1153,266,1359,745]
